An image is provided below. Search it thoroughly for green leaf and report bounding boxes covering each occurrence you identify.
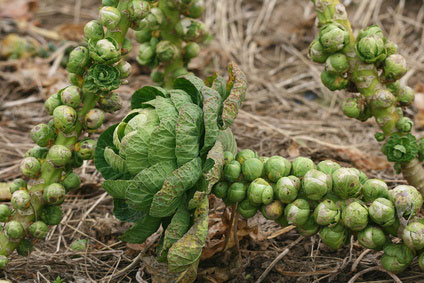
[169,89,193,112]
[202,141,224,193]
[175,103,203,166]
[113,199,145,223]
[167,196,209,272]
[155,96,178,122]
[148,117,177,166]
[103,180,132,199]
[131,86,168,109]
[221,62,248,129]
[104,147,127,174]
[126,129,151,176]
[126,161,177,211]
[119,214,162,243]
[174,74,205,107]
[217,128,237,155]
[205,73,227,100]
[150,158,203,217]
[200,86,222,156]
[94,124,131,180]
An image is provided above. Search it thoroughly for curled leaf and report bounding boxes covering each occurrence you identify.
[131,86,169,109]
[200,86,222,156]
[120,215,162,243]
[174,74,205,106]
[104,147,127,174]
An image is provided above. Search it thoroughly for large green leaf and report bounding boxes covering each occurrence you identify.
[113,199,145,223]
[205,73,228,100]
[174,74,204,107]
[103,180,132,199]
[104,147,127,174]
[202,141,224,193]
[126,128,151,176]
[94,124,131,180]
[155,96,178,122]
[131,86,168,109]
[148,117,177,165]
[169,89,193,112]
[125,161,177,211]
[200,86,222,156]
[149,158,203,217]
[167,196,209,273]
[175,103,203,166]
[119,214,162,243]
[221,62,248,129]
[217,128,237,155]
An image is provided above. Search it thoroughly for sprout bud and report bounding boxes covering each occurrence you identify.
[146,8,164,30]
[68,73,84,88]
[235,149,257,165]
[355,26,386,63]
[325,53,349,74]
[247,178,274,205]
[30,123,55,147]
[20,157,41,178]
[362,179,389,203]
[381,243,414,274]
[29,221,49,239]
[0,256,8,269]
[264,156,291,182]
[242,158,264,181]
[47,145,72,167]
[45,93,62,115]
[67,46,90,75]
[62,172,81,192]
[60,86,81,108]
[224,160,241,182]
[321,70,348,91]
[332,168,361,199]
[342,97,361,119]
[226,182,247,203]
[151,70,164,83]
[297,216,319,236]
[375,132,385,142]
[99,6,121,29]
[223,151,234,165]
[41,205,63,225]
[99,93,122,113]
[84,108,105,130]
[184,42,200,60]
[0,204,11,222]
[238,199,258,219]
[317,160,341,175]
[313,199,340,226]
[156,41,178,62]
[402,221,424,251]
[116,60,132,79]
[16,239,33,257]
[212,182,228,199]
[389,185,423,217]
[302,169,332,200]
[176,18,207,42]
[384,54,407,81]
[308,39,329,63]
[9,178,27,194]
[284,198,310,226]
[84,20,104,42]
[75,139,96,160]
[357,226,387,250]
[137,42,155,65]
[320,223,347,250]
[275,176,299,204]
[89,38,121,64]
[5,221,24,239]
[44,183,66,205]
[135,28,152,43]
[396,117,413,133]
[53,105,77,133]
[128,0,150,20]
[385,40,398,56]
[186,0,205,18]
[319,22,350,53]
[261,200,283,220]
[70,239,89,251]
[396,86,414,106]
[291,157,316,178]
[11,190,31,210]
[341,201,368,231]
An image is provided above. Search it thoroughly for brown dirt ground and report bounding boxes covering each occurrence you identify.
[1,0,424,282]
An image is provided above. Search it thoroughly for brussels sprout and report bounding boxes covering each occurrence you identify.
[355,26,386,63]
[0,204,11,222]
[396,117,413,133]
[0,255,8,269]
[67,46,90,75]
[99,6,121,29]
[320,223,347,250]
[53,105,77,133]
[341,201,368,231]
[247,178,274,205]
[40,205,63,225]
[45,93,62,115]
[362,179,389,203]
[385,40,398,56]
[212,182,228,199]
[397,86,415,106]
[70,239,89,251]
[275,214,290,227]
[11,190,31,210]
[261,200,283,220]
[75,139,96,160]
[389,185,423,217]
[357,226,387,250]
[264,156,291,182]
[5,221,24,239]
[368,198,396,227]
[302,169,332,200]
[317,160,341,175]
[25,146,49,160]
[151,70,164,83]
[275,176,300,204]
[321,70,348,91]
[325,53,349,74]
[30,123,55,147]
[342,97,361,119]
[371,89,396,109]
[384,54,407,81]
[20,157,41,178]
[84,108,105,130]
[242,158,264,181]
[332,168,361,199]
[313,199,340,226]
[284,198,310,226]
[156,41,178,62]
[137,42,155,65]
[224,151,234,165]
[60,86,81,108]
[9,178,27,194]
[184,42,200,59]
[99,92,122,113]
[319,22,350,53]
[47,145,72,167]
[224,160,242,182]
[44,183,66,205]
[28,221,48,240]
[68,73,84,88]
[17,239,33,256]
[84,20,104,42]
[89,38,121,64]
[308,39,329,63]
[402,221,424,251]
[297,216,319,236]
[176,18,207,42]
[135,28,152,43]
[227,182,247,203]
[185,0,205,18]
[235,149,257,165]
[62,172,81,191]
[381,243,414,274]
[291,157,316,177]
[419,252,424,271]
[116,60,132,79]
[238,199,258,219]
[146,8,164,30]
[128,0,150,20]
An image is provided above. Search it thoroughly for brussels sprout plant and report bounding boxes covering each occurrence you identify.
[310,0,424,196]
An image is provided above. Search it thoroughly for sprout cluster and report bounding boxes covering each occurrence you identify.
[213,153,424,274]
[309,2,424,177]
[134,0,209,87]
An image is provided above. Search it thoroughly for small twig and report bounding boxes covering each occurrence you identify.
[347,266,402,283]
[351,249,371,272]
[222,204,236,251]
[255,236,305,283]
